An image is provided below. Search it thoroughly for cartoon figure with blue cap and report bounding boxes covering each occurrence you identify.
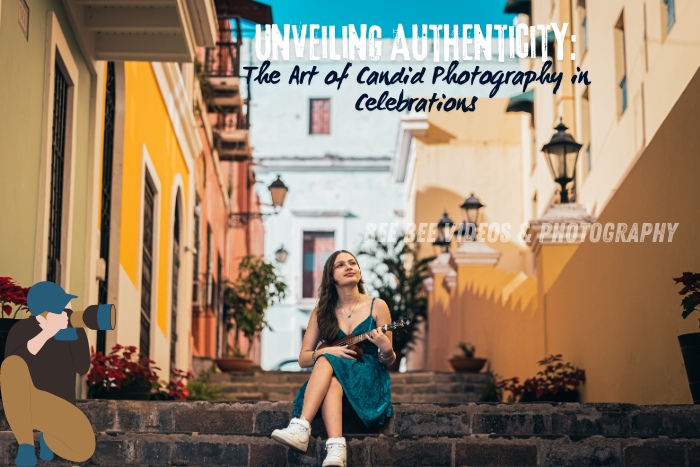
[0,281,114,466]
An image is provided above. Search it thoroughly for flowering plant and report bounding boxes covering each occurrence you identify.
[498,354,586,402]
[0,277,31,319]
[153,367,194,401]
[87,344,195,400]
[673,272,700,326]
[86,344,160,395]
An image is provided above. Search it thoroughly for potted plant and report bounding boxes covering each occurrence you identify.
[359,235,434,371]
[449,342,487,373]
[218,256,287,372]
[498,354,586,403]
[86,344,160,400]
[674,272,700,403]
[216,345,253,373]
[0,277,31,363]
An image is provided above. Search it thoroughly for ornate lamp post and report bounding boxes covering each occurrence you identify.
[458,193,485,241]
[229,175,289,228]
[268,175,288,208]
[433,211,454,254]
[541,120,583,203]
[274,245,288,264]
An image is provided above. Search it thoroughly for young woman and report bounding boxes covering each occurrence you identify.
[271,250,395,467]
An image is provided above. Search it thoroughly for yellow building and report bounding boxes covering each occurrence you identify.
[397,0,700,403]
[0,0,216,381]
[102,61,205,376]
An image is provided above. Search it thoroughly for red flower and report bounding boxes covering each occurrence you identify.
[498,355,586,402]
[87,344,161,393]
[0,277,30,319]
[87,344,194,401]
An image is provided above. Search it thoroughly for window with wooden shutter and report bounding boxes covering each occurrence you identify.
[302,231,335,298]
[309,98,330,135]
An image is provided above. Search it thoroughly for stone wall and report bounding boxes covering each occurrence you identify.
[1,400,698,466]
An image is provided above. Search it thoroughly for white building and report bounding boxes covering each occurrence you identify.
[242,37,520,369]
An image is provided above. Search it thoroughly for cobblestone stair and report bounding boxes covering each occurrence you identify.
[1,400,699,466]
[212,371,491,403]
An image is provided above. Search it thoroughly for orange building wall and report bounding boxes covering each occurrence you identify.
[191,108,229,358]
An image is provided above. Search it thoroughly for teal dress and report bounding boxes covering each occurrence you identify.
[292,298,393,429]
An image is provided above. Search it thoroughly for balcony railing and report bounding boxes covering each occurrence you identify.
[205,18,241,78]
[213,110,248,132]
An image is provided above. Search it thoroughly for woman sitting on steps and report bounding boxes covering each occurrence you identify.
[271,250,395,467]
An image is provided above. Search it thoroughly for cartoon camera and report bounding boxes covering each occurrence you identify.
[28,282,116,340]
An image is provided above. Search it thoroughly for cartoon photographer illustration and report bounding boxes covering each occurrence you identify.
[1,281,115,467]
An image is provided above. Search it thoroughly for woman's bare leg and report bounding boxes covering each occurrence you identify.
[322,376,343,438]
[300,357,334,421]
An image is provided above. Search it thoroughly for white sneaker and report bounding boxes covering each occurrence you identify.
[270,417,311,452]
[322,437,347,467]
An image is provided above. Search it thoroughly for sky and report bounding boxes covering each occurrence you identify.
[240,0,516,37]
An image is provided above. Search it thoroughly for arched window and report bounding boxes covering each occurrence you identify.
[170,192,182,368]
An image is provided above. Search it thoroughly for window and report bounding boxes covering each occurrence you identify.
[580,88,592,178]
[97,62,116,354]
[216,255,222,315]
[309,98,330,134]
[577,0,588,54]
[47,62,69,284]
[302,231,335,298]
[206,224,212,307]
[663,0,676,33]
[614,13,627,116]
[170,194,182,368]
[140,173,157,358]
[192,201,201,305]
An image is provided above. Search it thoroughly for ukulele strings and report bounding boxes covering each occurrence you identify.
[336,323,393,347]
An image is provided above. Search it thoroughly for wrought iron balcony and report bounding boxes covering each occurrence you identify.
[213,110,251,161]
[205,19,241,78]
[203,1,272,162]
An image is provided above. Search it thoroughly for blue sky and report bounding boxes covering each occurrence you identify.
[240,0,515,37]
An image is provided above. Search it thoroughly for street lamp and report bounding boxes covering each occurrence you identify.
[541,119,582,203]
[433,211,454,254]
[274,245,289,263]
[229,174,289,228]
[458,193,484,241]
[268,175,288,208]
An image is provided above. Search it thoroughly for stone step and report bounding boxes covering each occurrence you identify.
[219,382,300,394]
[392,394,482,403]
[213,382,491,393]
[211,371,311,385]
[210,371,491,403]
[212,371,488,385]
[4,431,700,467]
[2,400,699,439]
[1,401,699,465]
[225,392,264,401]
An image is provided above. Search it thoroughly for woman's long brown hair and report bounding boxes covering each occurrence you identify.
[316,250,366,342]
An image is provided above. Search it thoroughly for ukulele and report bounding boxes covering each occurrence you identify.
[315,319,411,358]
